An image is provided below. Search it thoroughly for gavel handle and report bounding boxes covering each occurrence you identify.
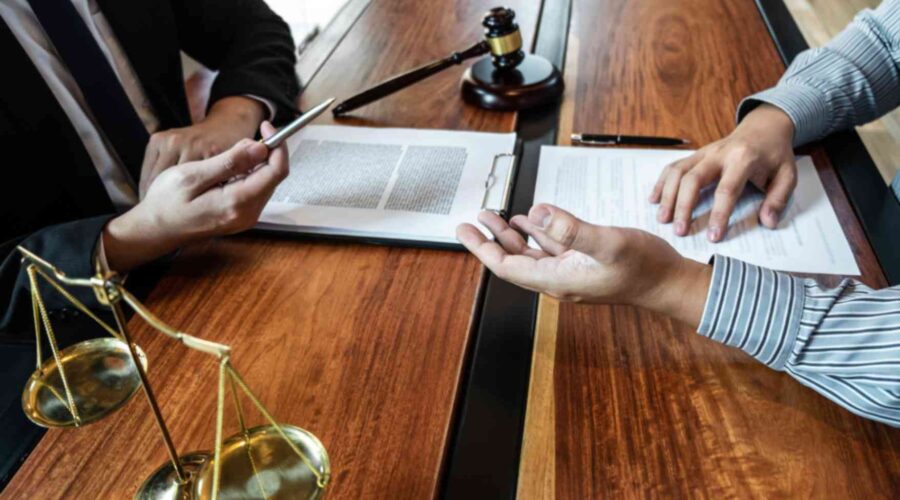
[332,41,490,116]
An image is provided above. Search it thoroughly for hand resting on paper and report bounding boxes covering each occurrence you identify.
[456,205,712,327]
[650,104,797,242]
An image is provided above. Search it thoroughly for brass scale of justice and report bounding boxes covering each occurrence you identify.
[17,243,331,499]
[11,6,562,499]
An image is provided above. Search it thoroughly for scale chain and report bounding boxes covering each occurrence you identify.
[28,266,81,425]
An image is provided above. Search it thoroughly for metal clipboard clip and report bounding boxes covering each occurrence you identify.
[480,153,517,216]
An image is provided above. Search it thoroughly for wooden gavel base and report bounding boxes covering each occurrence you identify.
[461,55,564,111]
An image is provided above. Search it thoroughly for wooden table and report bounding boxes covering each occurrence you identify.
[517,0,900,498]
[2,0,539,498]
[3,0,898,498]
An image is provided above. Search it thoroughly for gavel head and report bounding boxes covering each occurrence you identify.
[463,6,563,110]
[482,7,525,70]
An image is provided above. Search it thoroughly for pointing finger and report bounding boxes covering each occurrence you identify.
[260,121,288,181]
[657,167,684,223]
[672,159,721,236]
[760,162,797,228]
[457,223,544,290]
[707,160,754,242]
[651,153,701,204]
[478,211,548,258]
[182,139,268,195]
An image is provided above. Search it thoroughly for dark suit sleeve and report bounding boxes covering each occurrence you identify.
[0,216,113,340]
[170,0,301,124]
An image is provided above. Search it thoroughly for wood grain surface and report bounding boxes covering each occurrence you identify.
[517,297,559,499]
[1,0,540,498]
[520,0,900,498]
[295,0,372,91]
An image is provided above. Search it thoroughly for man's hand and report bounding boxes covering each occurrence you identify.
[103,121,288,272]
[139,96,267,198]
[650,104,797,242]
[457,205,712,327]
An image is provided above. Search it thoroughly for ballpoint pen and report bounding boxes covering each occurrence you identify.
[571,133,689,147]
[261,97,336,149]
[222,97,334,185]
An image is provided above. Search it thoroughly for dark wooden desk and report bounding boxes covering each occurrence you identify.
[1,0,539,498]
[517,0,900,498]
[3,0,899,498]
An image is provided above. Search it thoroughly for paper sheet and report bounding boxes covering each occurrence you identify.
[533,146,860,275]
[258,125,516,244]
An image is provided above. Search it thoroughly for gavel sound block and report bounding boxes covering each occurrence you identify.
[331,6,564,116]
[461,6,564,110]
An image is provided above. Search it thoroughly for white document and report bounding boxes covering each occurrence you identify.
[533,146,860,275]
[258,125,517,245]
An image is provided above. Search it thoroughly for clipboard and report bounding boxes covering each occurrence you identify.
[254,126,520,250]
[480,152,518,218]
[254,147,521,251]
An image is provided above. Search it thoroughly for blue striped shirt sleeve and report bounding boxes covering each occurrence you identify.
[736,0,900,146]
[698,256,900,427]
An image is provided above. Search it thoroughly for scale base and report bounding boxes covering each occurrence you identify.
[136,452,210,500]
[461,54,564,111]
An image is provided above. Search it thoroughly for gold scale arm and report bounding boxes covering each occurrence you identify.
[16,246,329,497]
[18,246,230,357]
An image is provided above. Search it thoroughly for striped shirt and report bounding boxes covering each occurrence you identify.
[699,258,900,427]
[699,0,900,427]
[738,0,900,148]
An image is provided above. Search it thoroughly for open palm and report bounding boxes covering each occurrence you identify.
[456,206,685,306]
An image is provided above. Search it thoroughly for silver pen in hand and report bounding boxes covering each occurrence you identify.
[224,97,335,185]
[261,97,336,149]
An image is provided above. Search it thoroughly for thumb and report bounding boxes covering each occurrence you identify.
[181,139,269,195]
[518,204,612,258]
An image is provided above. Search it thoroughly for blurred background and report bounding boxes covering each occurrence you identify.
[265,0,350,54]
[181,0,354,121]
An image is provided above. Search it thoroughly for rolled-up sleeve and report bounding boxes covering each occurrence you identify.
[737,0,900,146]
[699,256,900,428]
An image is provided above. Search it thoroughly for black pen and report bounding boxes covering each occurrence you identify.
[571,133,689,147]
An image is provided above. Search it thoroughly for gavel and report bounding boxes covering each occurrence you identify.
[332,6,563,115]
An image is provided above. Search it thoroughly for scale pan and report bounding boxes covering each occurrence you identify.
[21,337,148,428]
[194,425,330,500]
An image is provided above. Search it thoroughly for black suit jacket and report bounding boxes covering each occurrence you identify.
[0,0,299,338]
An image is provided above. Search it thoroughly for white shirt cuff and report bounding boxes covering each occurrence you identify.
[242,94,277,122]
